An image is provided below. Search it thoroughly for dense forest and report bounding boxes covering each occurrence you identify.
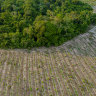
[0,0,96,49]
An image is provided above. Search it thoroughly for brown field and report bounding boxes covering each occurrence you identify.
[0,46,96,96]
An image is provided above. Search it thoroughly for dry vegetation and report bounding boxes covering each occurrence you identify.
[0,49,96,96]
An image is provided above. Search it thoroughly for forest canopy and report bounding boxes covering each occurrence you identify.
[0,0,96,48]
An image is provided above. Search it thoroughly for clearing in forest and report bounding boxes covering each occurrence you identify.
[0,0,96,96]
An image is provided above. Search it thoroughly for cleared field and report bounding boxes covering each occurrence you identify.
[0,47,96,96]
